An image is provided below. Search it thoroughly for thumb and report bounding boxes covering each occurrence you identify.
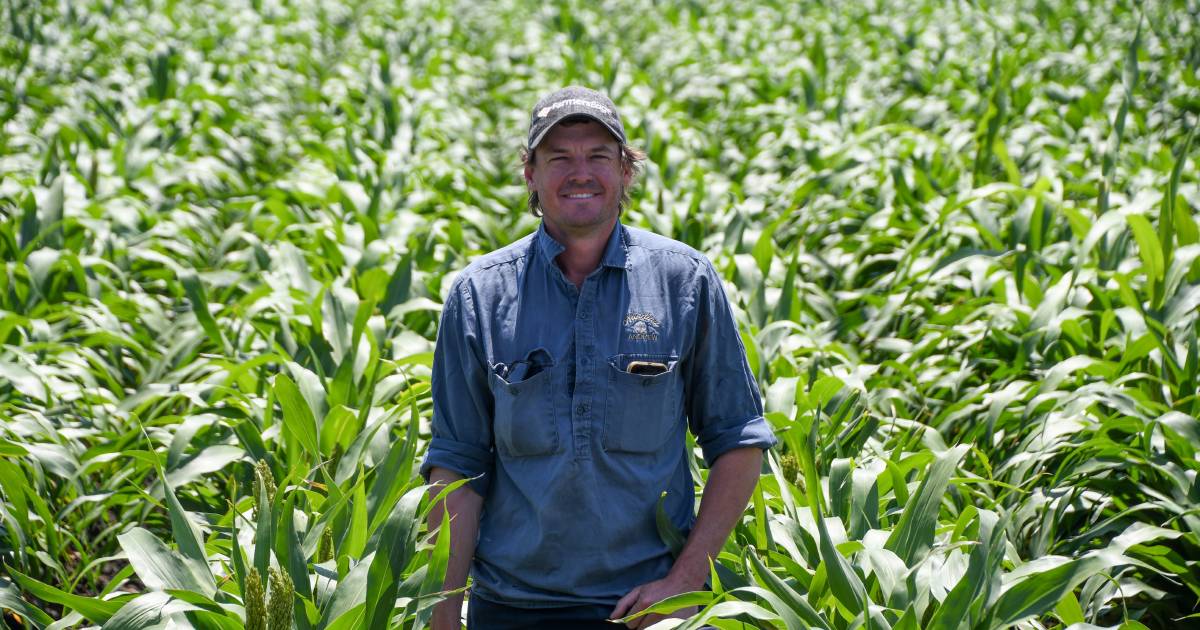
[610,586,641,620]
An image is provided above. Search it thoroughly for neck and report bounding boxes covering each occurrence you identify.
[545,218,616,289]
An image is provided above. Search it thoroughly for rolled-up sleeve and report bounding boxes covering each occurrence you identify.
[685,261,777,465]
[420,282,494,496]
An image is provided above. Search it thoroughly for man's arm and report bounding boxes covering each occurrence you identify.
[610,446,763,628]
[428,466,484,630]
[421,282,493,629]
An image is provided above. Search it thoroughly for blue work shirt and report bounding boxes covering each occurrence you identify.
[420,220,776,608]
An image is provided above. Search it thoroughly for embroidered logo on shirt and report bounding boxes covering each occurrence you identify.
[624,312,660,341]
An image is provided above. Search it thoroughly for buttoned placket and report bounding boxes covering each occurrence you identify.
[545,257,601,461]
[570,270,601,460]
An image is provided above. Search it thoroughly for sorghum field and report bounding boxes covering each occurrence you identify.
[1,0,1198,627]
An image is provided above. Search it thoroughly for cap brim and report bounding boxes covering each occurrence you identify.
[529,112,625,150]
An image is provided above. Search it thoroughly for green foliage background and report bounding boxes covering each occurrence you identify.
[1,0,1198,627]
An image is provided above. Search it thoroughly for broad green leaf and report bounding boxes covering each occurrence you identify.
[277,495,314,602]
[752,229,774,276]
[0,438,28,457]
[179,269,228,352]
[744,549,830,630]
[364,485,428,630]
[320,405,362,458]
[38,174,64,249]
[287,361,330,428]
[117,528,216,597]
[274,373,321,459]
[419,503,453,598]
[1127,213,1164,284]
[7,566,123,623]
[858,545,907,608]
[656,492,686,558]
[103,591,183,630]
[809,376,845,410]
[680,598,783,629]
[324,603,367,630]
[0,360,45,401]
[364,402,421,533]
[927,509,1005,630]
[989,550,1129,628]
[253,474,276,578]
[339,476,367,562]
[0,577,54,628]
[321,552,373,628]
[1054,592,1086,625]
[886,445,968,565]
[814,513,867,619]
[616,590,714,624]
[166,445,246,487]
[381,251,414,315]
[893,609,919,630]
[160,473,213,585]
[1160,90,1196,255]
[0,460,32,542]
[773,248,799,322]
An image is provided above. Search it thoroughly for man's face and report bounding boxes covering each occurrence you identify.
[524,119,632,238]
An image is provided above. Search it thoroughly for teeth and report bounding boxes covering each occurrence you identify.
[566,194,596,198]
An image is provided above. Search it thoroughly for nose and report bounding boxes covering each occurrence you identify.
[565,158,594,183]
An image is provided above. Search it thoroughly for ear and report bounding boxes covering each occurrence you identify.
[524,163,535,189]
[621,161,633,188]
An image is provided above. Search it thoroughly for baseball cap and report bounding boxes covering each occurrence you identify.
[527,86,627,150]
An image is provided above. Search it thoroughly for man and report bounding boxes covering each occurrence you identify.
[422,86,776,629]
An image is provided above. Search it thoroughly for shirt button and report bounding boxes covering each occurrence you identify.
[577,403,589,414]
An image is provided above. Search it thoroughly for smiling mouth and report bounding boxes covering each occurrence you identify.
[563,193,598,199]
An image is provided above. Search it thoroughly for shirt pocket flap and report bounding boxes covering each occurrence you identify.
[608,353,678,381]
[488,348,560,457]
[491,347,555,389]
[603,353,681,453]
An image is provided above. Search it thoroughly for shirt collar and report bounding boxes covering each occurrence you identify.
[535,222,565,264]
[536,220,629,271]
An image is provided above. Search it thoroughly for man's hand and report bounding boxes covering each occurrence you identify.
[610,575,699,629]
[611,447,763,629]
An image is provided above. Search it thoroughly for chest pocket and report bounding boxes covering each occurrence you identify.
[602,353,682,453]
[490,349,561,458]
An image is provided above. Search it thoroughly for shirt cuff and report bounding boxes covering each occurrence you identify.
[696,415,777,466]
[420,436,493,497]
